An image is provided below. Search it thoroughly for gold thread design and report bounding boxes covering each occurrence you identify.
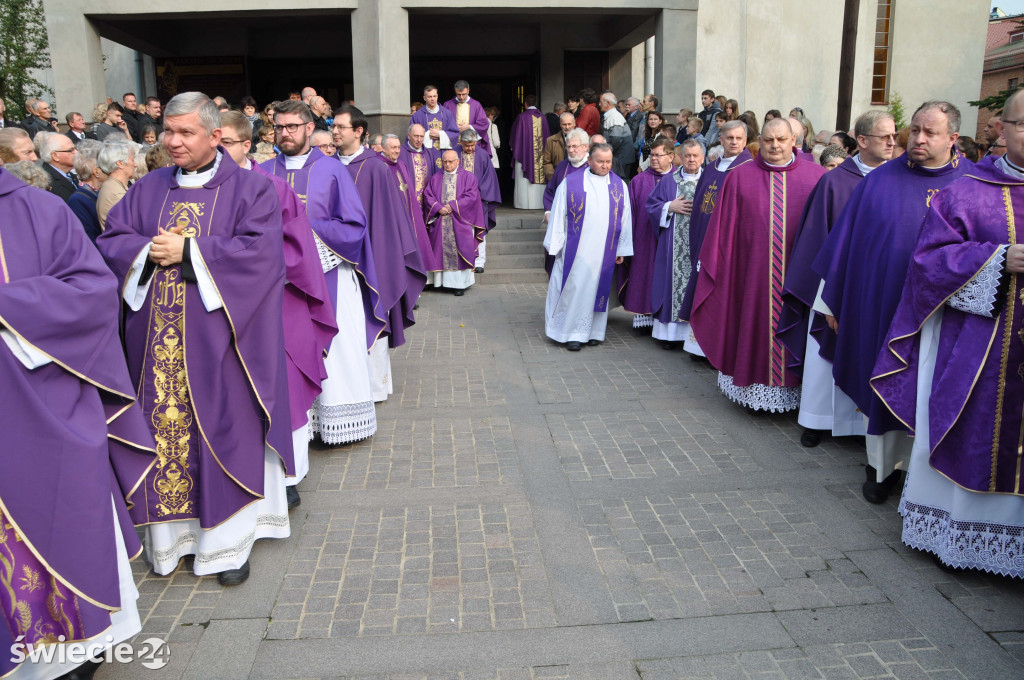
[532,115,545,184]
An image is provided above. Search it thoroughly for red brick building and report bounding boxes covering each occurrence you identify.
[978,11,1024,139]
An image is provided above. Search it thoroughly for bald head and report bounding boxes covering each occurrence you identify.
[441,149,459,173]
[407,123,426,149]
[786,116,805,145]
[765,117,795,138]
[761,118,796,165]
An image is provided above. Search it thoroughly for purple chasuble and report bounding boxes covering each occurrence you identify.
[457,147,502,231]
[872,157,1023,495]
[510,109,550,184]
[544,159,589,276]
[443,97,492,156]
[776,156,864,371]
[262,147,386,349]
[649,169,701,324]
[410,106,459,149]
[811,151,972,434]
[671,149,754,321]
[618,167,670,314]
[399,144,440,205]
[99,153,293,529]
[382,152,438,272]
[423,169,486,272]
[0,171,155,676]
[344,150,427,348]
[251,162,338,429]
[692,154,826,387]
[561,170,628,312]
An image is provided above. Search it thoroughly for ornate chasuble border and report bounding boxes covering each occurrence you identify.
[768,172,788,387]
[993,187,1021,493]
[532,115,545,184]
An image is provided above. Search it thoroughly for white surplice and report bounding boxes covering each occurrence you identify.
[544,170,633,343]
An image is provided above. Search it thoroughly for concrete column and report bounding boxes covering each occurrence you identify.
[631,44,645,98]
[644,38,655,95]
[351,0,410,135]
[608,49,632,99]
[43,10,105,115]
[539,23,565,109]
[654,9,697,113]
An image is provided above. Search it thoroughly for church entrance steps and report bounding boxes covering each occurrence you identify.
[477,208,548,284]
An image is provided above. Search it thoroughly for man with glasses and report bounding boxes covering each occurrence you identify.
[811,101,972,504]
[543,112,576,182]
[399,123,438,204]
[38,133,78,201]
[310,129,337,158]
[779,110,895,449]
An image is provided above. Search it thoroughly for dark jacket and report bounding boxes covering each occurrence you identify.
[67,184,102,243]
[42,163,77,202]
[697,102,722,137]
[22,115,54,139]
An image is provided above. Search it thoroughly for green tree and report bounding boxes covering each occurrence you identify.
[887,92,906,129]
[0,0,52,119]
[969,86,1022,116]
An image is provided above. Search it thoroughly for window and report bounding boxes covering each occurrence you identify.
[871,0,893,105]
[1010,31,1024,43]
[1011,78,1020,90]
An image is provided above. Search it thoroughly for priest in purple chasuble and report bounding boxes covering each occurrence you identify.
[645,139,705,343]
[221,111,337,510]
[0,168,156,679]
[423,150,486,294]
[510,95,550,209]
[444,80,492,158]
[411,84,458,151]
[334,105,427,403]
[543,129,591,276]
[457,129,502,271]
[544,143,633,350]
[868,150,1024,577]
[618,137,676,330]
[677,122,754,357]
[382,134,437,272]
[691,118,826,413]
[98,93,293,586]
[777,111,896,449]
[263,100,382,446]
[811,101,972,503]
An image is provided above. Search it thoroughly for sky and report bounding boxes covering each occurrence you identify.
[994,1,1024,16]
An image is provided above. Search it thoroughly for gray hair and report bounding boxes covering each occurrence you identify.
[719,120,747,136]
[589,142,613,156]
[680,138,705,155]
[553,102,566,113]
[309,129,333,146]
[73,139,103,178]
[854,110,895,138]
[600,92,617,107]
[559,112,575,124]
[38,133,67,162]
[459,128,480,143]
[707,145,725,163]
[453,80,470,91]
[33,130,55,155]
[627,97,640,107]
[370,133,384,145]
[912,101,961,134]
[819,143,849,166]
[163,92,221,134]
[97,141,136,174]
[565,128,590,148]
[382,133,401,144]
[133,153,149,181]
[6,160,50,189]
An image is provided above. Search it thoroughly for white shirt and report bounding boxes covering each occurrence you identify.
[284,150,311,170]
[339,147,364,166]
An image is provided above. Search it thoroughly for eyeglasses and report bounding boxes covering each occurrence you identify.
[331,125,354,131]
[863,133,897,142]
[273,123,305,133]
[221,139,246,147]
[649,153,672,160]
[318,143,337,151]
[54,147,77,154]
[1000,119,1024,133]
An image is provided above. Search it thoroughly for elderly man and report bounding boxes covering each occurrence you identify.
[65,110,89,144]
[96,141,136,230]
[0,162,155,680]
[625,97,644,143]
[0,127,37,163]
[22,99,56,138]
[262,99,383,446]
[618,136,675,330]
[691,117,826,411]
[400,123,439,204]
[599,92,633,178]
[411,84,458,150]
[423,149,486,295]
[788,115,808,153]
[444,80,491,157]
[870,89,1024,577]
[38,132,78,201]
[510,94,550,209]
[543,112,575,182]
[381,133,435,272]
[645,139,705,345]
[544,128,590,220]
[544,143,632,350]
[778,110,896,448]
[98,92,293,586]
[812,101,972,503]
[67,139,107,243]
[310,128,337,157]
[456,129,501,271]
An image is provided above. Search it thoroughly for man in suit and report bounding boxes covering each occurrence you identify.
[65,111,90,144]
[38,133,78,201]
[22,99,57,139]
[136,96,162,133]
[121,92,141,141]
[543,112,575,182]
[545,102,566,138]
[0,98,17,129]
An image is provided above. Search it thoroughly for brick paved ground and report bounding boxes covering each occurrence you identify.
[97,211,1023,680]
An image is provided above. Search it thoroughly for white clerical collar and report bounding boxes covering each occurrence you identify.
[444,170,457,176]
[569,155,588,168]
[681,170,701,181]
[718,154,739,171]
[339,146,364,165]
[407,142,424,153]
[284,150,311,169]
[242,158,252,170]
[764,155,797,168]
[586,169,610,183]
[177,152,222,187]
[852,153,878,176]
[997,155,1024,180]
[425,105,440,114]
[526,106,537,110]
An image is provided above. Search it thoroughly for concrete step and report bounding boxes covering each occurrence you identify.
[487,228,546,242]
[494,209,545,230]
[476,268,549,284]
[484,253,545,270]
[490,240,545,255]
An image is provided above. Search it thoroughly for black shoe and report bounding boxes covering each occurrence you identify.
[587,339,600,346]
[58,660,102,680]
[931,552,965,574]
[286,485,301,510]
[453,289,465,296]
[217,560,250,586]
[862,466,902,504]
[661,341,677,350]
[413,304,419,310]
[800,428,822,448]
[689,354,708,363]
[474,266,484,273]
[566,341,582,351]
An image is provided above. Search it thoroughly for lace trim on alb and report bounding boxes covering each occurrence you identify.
[947,245,1007,318]
[309,398,377,444]
[717,373,801,413]
[313,232,342,274]
[148,512,289,569]
[632,314,653,328]
[900,497,1024,578]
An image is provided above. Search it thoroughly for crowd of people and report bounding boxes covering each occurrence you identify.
[0,79,1022,680]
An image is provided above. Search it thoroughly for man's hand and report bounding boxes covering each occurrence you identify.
[457,123,470,132]
[825,314,838,333]
[669,197,693,215]
[117,120,128,133]
[149,226,186,267]
[428,129,441,140]
[615,256,625,264]
[1007,244,1024,273]
[438,205,453,216]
